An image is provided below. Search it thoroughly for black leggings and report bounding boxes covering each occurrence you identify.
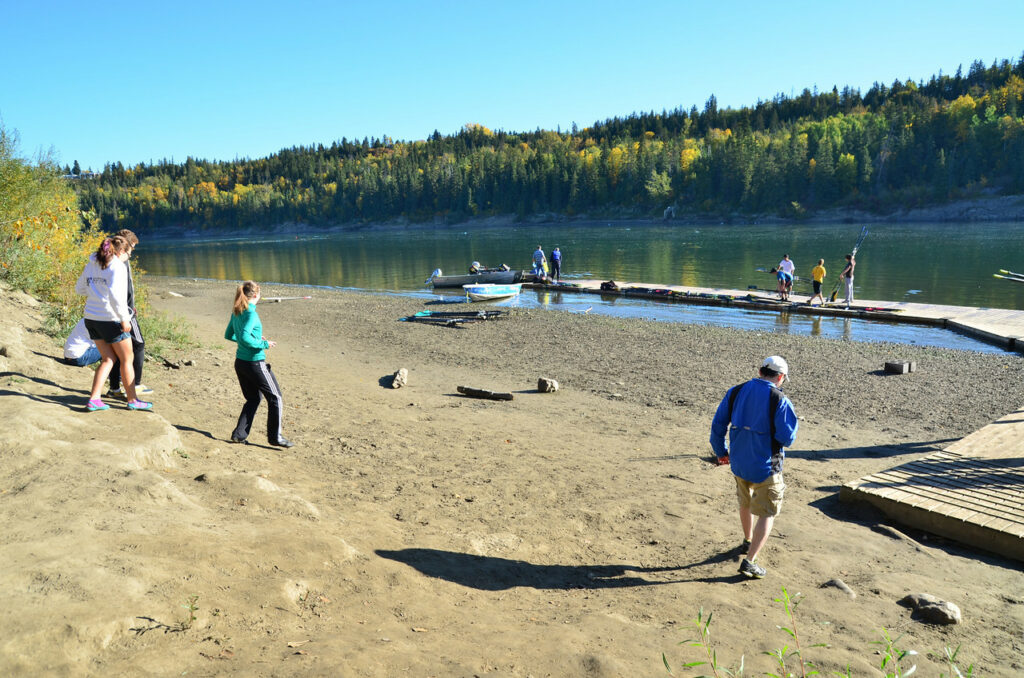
[233,358,285,443]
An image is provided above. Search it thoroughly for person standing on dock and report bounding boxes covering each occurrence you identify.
[710,356,798,579]
[808,259,826,306]
[550,247,562,281]
[840,254,855,309]
[776,255,795,301]
[532,245,547,275]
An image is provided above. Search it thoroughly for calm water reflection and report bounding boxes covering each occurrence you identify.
[139,221,1024,353]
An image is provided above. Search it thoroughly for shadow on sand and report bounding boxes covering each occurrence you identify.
[375,547,686,590]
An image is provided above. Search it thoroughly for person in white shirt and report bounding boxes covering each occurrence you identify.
[62,318,100,366]
[74,235,152,412]
[776,254,795,300]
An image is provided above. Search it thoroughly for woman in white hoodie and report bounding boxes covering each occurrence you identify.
[74,235,152,411]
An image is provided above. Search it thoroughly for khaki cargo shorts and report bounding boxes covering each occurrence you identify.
[735,473,785,517]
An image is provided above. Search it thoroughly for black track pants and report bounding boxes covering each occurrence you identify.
[232,358,285,444]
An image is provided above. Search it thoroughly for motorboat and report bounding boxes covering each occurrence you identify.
[427,266,522,288]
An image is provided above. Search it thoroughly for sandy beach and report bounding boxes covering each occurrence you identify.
[2,276,1023,677]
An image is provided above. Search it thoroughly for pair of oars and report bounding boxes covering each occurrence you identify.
[993,269,1024,284]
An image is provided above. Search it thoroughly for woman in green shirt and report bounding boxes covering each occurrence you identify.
[224,281,293,447]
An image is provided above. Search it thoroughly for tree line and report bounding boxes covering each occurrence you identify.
[70,56,1024,232]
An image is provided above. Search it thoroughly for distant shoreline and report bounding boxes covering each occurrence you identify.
[138,194,1024,240]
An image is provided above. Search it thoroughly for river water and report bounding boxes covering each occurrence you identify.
[138,221,1024,353]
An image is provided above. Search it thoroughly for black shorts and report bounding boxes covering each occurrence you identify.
[85,318,130,344]
[812,280,822,294]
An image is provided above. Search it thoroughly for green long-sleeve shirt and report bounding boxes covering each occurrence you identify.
[224,303,269,361]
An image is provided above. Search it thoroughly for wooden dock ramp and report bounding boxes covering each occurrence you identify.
[841,406,1024,562]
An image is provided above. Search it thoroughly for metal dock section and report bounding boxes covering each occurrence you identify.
[840,405,1024,562]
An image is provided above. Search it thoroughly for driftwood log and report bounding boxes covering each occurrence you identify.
[457,386,513,401]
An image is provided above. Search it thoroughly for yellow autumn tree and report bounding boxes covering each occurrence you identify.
[0,124,100,327]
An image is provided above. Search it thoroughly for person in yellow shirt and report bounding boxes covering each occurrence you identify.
[808,259,826,306]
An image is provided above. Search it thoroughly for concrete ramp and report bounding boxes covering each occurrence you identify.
[841,406,1024,562]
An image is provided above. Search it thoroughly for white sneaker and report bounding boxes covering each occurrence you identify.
[135,384,154,395]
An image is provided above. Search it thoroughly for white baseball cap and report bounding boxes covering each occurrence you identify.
[762,355,789,377]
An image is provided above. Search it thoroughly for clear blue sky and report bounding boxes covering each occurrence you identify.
[2,0,1022,171]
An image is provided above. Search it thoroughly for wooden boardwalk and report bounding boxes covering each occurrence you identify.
[840,405,1024,562]
[524,279,1024,351]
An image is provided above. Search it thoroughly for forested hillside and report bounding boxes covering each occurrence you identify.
[71,57,1024,232]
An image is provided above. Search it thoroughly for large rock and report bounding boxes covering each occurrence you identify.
[899,593,962,624]
[392,368,408,389]
[537,377,559,393]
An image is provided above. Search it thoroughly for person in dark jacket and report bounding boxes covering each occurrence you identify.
[550,247,562,281]
[225,281,293,448]
[710,356,798,579]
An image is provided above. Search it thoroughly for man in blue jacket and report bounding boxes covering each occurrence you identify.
[710,356,798,579]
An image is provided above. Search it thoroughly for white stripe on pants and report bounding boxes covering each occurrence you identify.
[233,358,285,443]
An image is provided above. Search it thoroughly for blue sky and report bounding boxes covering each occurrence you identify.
[2,0,1022,171]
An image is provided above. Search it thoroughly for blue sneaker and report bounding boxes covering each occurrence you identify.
[87,399,109,412]
[127,399,153,411]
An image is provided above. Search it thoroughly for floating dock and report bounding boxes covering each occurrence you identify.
[840,406,1024,563]
[524,280,1024,352]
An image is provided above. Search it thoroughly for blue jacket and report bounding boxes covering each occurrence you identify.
[710,378,798,483]
[224,303,269,361]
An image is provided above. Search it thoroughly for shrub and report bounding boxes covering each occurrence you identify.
[0,127,102,328]
[1,124,195,355]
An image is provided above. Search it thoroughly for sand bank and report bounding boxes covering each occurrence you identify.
[2,277,1023,676]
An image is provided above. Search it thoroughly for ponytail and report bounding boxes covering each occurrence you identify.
[233,281,260,315]
[95,235,129,269]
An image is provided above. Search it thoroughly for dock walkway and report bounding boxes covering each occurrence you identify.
[524,279,1024,351]
[840,405,1024,562]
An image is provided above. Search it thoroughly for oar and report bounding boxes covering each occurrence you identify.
[994,273,1024,283]
[999,269,1024,278]
[265,296,312,302]
[755,267,811,285]
[829,226,869,302]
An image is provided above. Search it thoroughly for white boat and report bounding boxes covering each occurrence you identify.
[462,283,522,302]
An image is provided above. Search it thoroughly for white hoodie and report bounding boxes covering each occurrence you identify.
[75,254,133,324]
